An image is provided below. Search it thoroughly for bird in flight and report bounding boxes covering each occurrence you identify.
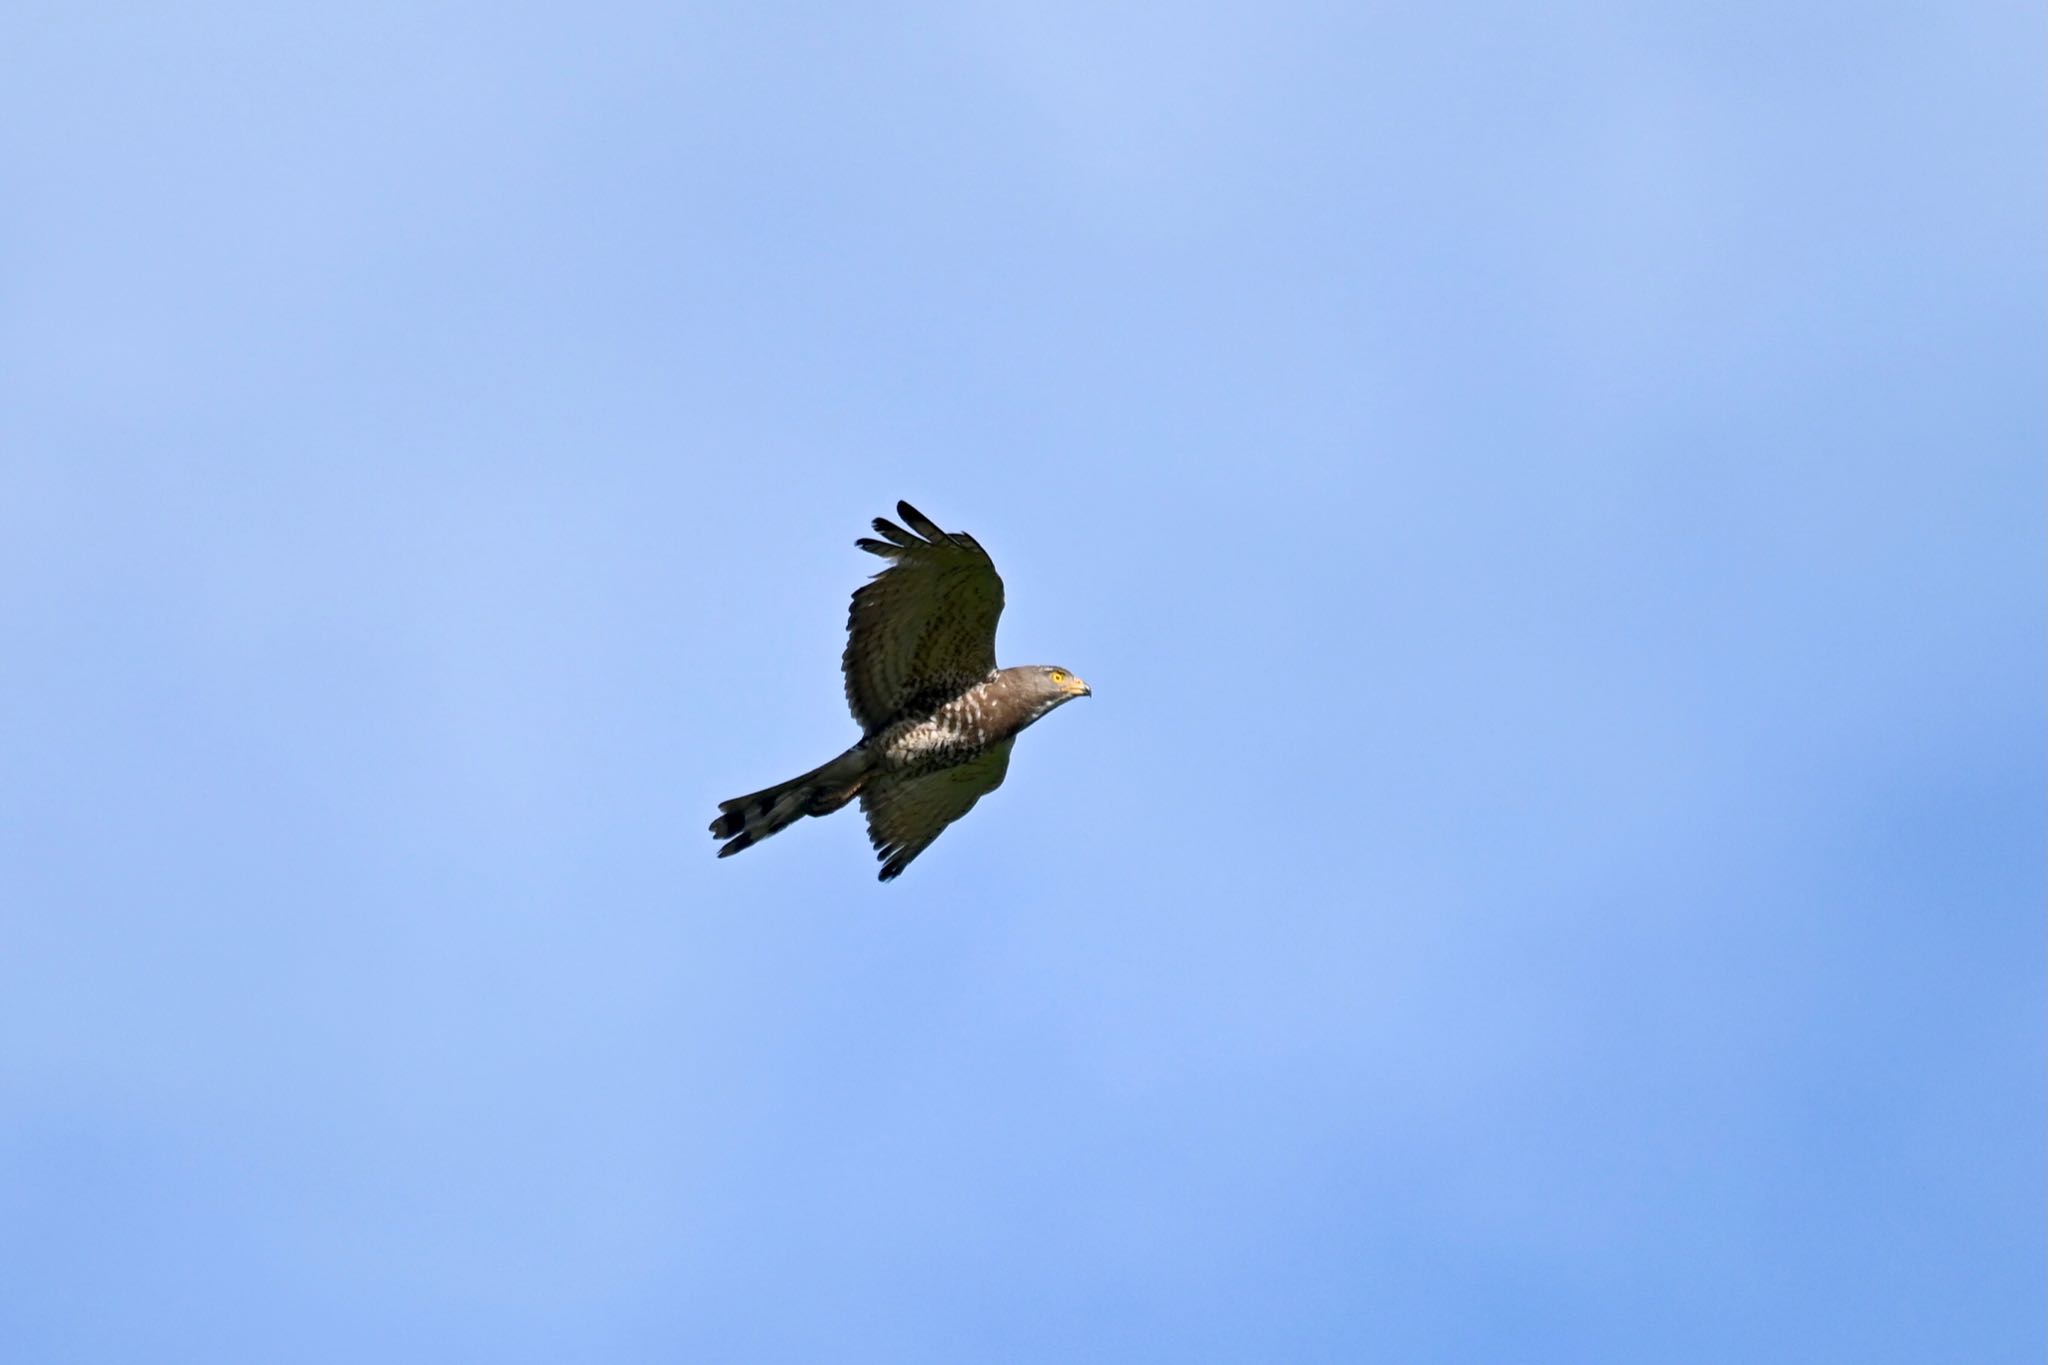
[711,501,1091,881]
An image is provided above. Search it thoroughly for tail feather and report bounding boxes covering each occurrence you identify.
[711,748,870,859]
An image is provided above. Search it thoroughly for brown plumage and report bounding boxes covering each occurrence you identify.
[711,501,1090,881]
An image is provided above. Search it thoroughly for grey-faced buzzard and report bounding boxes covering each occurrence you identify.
[711,501,1091,881]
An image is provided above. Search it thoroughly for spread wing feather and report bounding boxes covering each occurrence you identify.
[843,501,1004,732]
[861,741,1013,881]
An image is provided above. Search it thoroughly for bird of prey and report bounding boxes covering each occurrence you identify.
[711,501,1091,881]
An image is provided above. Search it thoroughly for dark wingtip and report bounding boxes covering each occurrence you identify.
[894,502,951,543]
[869,517,918,549]
[717,831,755,858]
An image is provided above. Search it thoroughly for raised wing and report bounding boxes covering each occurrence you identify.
[860,741,1013,881]
[844,501,1004,733]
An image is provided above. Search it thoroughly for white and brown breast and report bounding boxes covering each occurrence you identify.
[867,667,1058,777]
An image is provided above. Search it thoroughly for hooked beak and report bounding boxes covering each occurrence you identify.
[1067,676,1092,698]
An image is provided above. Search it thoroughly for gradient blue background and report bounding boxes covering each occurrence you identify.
[3,3,2040,1360]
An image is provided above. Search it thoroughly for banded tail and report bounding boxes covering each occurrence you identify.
[710,747,872,859]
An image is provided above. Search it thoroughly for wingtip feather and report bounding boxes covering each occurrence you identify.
[895,501,951,544]
[870,517,919,548]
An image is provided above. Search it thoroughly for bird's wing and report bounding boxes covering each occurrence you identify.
[844,501,1004,732]
[859,740,1013,881]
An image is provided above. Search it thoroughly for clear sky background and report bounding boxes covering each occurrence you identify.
[2,3,2040,1361]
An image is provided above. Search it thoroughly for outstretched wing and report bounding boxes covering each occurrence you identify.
[844,501,1004,733]
[860,741,1013,881]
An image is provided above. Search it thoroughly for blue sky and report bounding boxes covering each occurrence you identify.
[1,3,2039,1360]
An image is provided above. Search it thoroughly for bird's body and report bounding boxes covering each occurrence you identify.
[711,502,1089,881]
[870,667,1069,772]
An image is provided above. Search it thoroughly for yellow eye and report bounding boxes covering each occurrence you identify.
[1049,670,1066,683]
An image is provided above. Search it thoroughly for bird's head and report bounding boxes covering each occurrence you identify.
[1043,665,1091,698]
[1032,665,1092,708]
[990,664,1092,731]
